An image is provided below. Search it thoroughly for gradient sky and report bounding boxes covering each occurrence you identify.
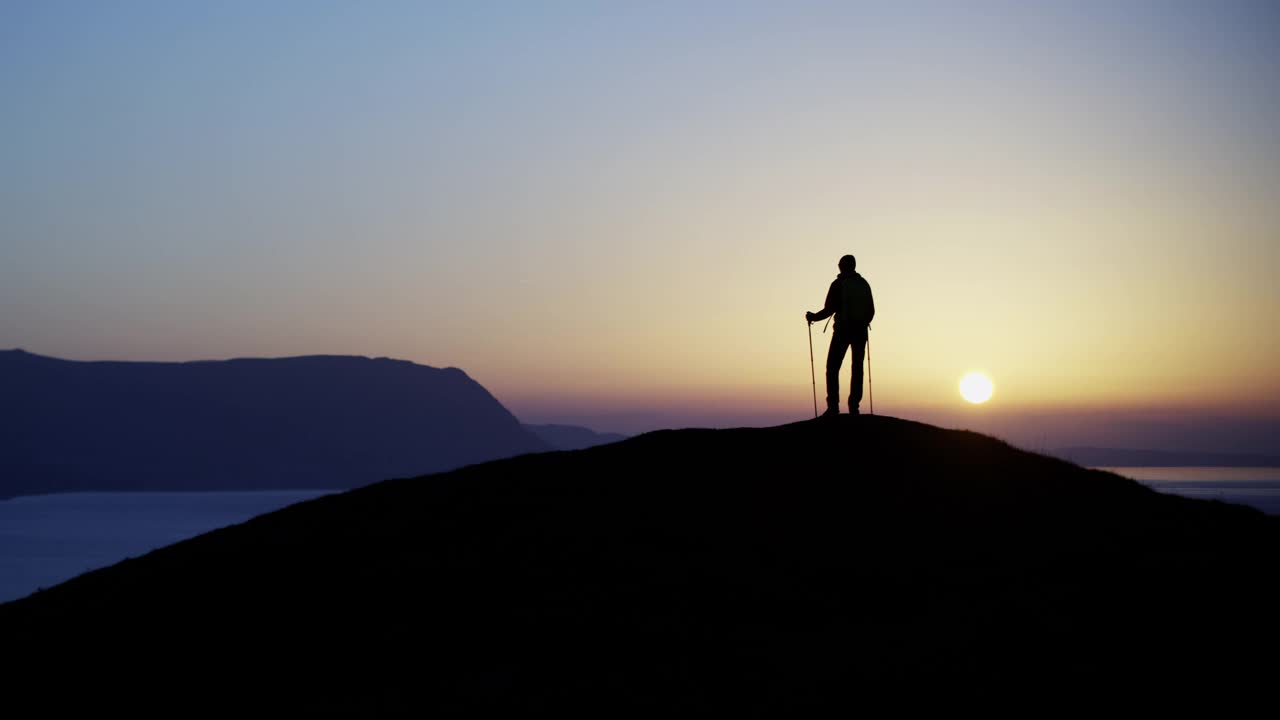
[3,2,1279,448]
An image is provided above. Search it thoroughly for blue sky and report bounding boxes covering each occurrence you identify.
[4,2,1279,445]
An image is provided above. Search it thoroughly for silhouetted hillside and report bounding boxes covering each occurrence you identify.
[0,349,548,498]
[524,423,628,450]
[3,415,1276,711]
[1052,445,1280,467]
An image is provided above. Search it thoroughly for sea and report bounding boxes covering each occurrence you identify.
[0,490,334,604]
[2,469,1278,605]
[1097,466,1280,516]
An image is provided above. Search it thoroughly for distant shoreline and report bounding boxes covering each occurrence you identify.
[1054,447,1280,468]
[1,488,339,502]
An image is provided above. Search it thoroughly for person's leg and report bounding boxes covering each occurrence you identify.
[848,331,867,412]
[825,332,849,412]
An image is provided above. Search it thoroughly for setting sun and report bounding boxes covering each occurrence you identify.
[960,373,994,404]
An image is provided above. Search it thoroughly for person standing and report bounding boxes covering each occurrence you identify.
[806,255,875,416]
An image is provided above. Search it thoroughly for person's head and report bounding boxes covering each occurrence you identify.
[838,255,856,273]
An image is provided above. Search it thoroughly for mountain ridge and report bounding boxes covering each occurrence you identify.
[524,422,628,450]
[0,349,549,499]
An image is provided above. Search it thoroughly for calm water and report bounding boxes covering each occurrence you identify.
[1098,467,1280,516]
[0,490,334,604]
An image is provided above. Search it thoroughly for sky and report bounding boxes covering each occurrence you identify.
[3,1,1279,449]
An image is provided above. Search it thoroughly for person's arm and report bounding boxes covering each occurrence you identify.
[866,282,875,327]
[806,280,841,323]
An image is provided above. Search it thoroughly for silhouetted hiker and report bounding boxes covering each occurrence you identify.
[806,255,875,416]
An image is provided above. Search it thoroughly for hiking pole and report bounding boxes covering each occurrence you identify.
[866,327,874,415]
[807,320,818,418]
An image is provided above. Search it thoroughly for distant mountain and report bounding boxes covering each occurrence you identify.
[3,415,1276,710]
[1052,446,1280,467]
[0,349,549,499]
[523,423,628,450]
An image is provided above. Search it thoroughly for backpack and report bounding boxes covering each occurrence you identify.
[839,274,873,327]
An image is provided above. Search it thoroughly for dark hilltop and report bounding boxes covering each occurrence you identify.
[3,415,1277,711]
